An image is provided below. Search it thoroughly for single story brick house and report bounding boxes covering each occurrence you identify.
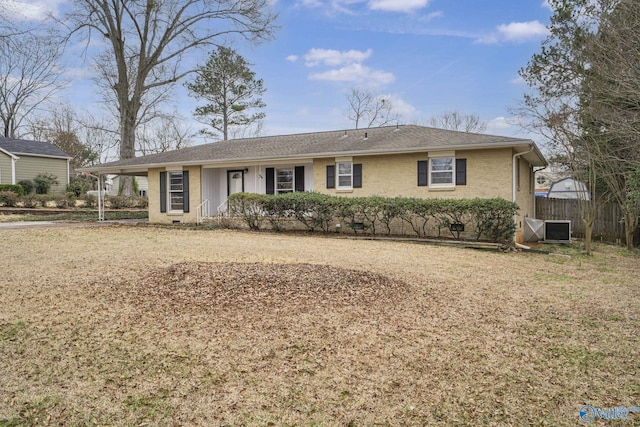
[81,125,547,240]
[0,137,71,194]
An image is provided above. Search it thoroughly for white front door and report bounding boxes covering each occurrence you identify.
[227,170,244,196]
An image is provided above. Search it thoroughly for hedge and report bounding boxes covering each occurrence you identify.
[0,184,25,196]
[228,192,519,243]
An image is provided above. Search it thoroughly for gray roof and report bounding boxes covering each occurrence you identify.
[82,125,547,173]
[0,137,71,159]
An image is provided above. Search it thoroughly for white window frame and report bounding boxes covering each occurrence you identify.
[168,171,184,213]
[336,161,353,190]
[429,156,455,188]
[276,167,294,194]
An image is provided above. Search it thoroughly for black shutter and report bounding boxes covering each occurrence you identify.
[417,160,428,186]
[353,163,362,188]
[266,167,275,194]
[294,166,305,192]
[456,159,467,186]
[326,165,335,189]
[159,171,167,213]
[182,170,190,212]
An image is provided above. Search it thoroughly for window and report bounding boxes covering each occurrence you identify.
[160,170,189,213]
[276,168,294,194]
[169,171,184,212]
[337,161,352,189]
[429,157,454,187]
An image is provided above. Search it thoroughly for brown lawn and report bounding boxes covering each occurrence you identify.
[0,226,638,426]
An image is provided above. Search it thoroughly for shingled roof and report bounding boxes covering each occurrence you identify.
[0,137,71,159]
[82,125,546,174]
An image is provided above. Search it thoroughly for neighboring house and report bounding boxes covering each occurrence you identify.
[0,137,71,194]
[81,125,547,240]
[547,177,591,200]
[106,175,149,196]
[534,163,572,197]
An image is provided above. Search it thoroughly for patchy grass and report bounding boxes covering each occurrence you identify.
[0,227,638,426]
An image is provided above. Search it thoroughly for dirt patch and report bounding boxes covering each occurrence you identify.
[136,262,407,312]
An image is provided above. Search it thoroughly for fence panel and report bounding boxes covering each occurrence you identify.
[535,198,625,243]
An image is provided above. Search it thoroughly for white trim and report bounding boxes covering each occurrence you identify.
[336,161,353,190]
[0,146,19,160]
[167,170,185,214]
[428,156,455,188]
[428,150,455,158]
[335,156,353,162]
[11,157,16,184]
[9,152,71,160]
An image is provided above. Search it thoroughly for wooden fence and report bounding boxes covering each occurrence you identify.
[535,198,626,243]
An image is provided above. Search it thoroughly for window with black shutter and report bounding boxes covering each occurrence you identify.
[294,166,305,192]
[326,165,335,189]
[353,164,362,188]
[455,159,466,186]
[266,168,275,194]
[417,160,428,186]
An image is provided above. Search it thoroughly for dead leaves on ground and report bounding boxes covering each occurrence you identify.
[130,262,409,316]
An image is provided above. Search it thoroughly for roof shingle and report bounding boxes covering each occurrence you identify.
[83,125,545,172]
[0,137,71,158]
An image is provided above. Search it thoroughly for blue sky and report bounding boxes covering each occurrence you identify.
[5,0,553,142]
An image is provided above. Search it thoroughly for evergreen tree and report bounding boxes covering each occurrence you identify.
[187,47,266,140]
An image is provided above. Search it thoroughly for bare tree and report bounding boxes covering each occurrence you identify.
[582,0,640,249]
[428,111,487,133]
[345,87,398,129]
[24,105,101,169]
[136,115,193,155]
[0,29,66,138]
[66,0,277,195]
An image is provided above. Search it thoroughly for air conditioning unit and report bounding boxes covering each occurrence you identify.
[544,220,571,243]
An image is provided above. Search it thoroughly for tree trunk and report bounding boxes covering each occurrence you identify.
[118,102,138,196]
[584,216,594,255]
[624,212,638,250]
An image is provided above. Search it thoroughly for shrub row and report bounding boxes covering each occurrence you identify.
[228,192,518,243]
[0,184,25,196]
[0,193,148,209]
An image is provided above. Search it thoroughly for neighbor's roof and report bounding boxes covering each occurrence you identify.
[0,137,71,159]
[81,125,547,174]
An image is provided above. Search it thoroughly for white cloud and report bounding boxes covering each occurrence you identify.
[368,0,430,13]
[2,0,67,21]
[304,48,372,67]
[309,63,395,86]
[542,0,552,10]
[498,20,549,42]
[286,55,299,63]
[477,20,548,44]
[510,75,525,85]
[386,95,418,119]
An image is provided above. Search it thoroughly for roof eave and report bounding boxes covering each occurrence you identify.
[80,139,546,173]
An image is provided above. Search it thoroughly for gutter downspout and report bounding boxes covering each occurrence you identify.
[11,156,18,184]
[513,145,535,240]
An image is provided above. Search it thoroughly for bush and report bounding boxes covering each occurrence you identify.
[0,184,25,196]
[33,173,59,195]
[17,180,34,195]
[67,176,94,197]
[80,194,97,208]
[226,192,519,243]
[106,195,132,209]
[54,195,74,209]
[0,191,19,207]
[22,194,41,208]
